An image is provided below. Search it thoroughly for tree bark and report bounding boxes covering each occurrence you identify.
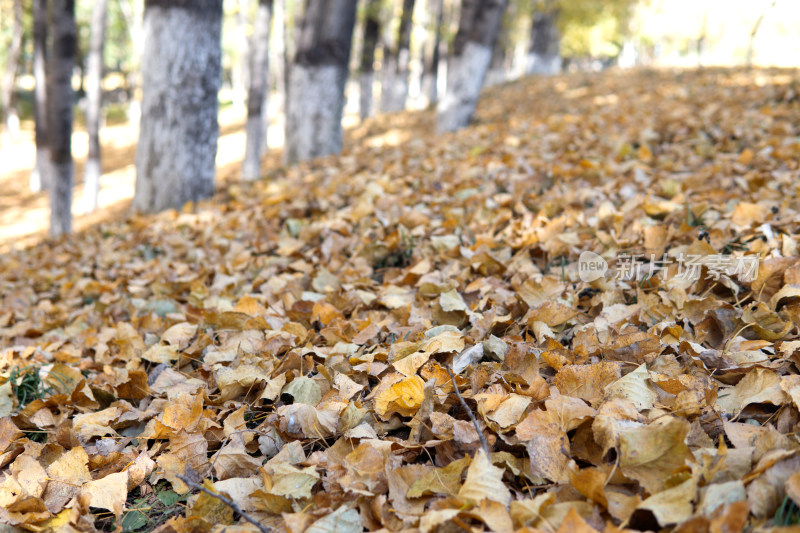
[382,0,416,112]
[117,0,144,125]
[486,14,509,86]
[31,0,50,193]
[243,0,273,181]
[422,0,443,106]
[284,0,358,164]
[359,0,381,121]
[83,0,108,213]
[270,0,287,152]
[1,0,23,140]
[48,0,77,237]
[233,0,251,111]
[134,0,223,213]
[436,0,507,133]
[526,8,561,75]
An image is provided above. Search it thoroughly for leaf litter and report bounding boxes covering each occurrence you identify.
[1,68,800,531]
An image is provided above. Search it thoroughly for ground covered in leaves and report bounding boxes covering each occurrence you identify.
[2,68,800,532]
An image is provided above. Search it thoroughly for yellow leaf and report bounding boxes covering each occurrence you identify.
[374,375,425,419]
[458,449,511,507]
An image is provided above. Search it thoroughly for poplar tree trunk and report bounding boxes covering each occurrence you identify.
[0,0,23,140]
[31,0,50,193]
[486,20,508,86]
[526,9,561,75]
[270,0,287,152]
[83,0,108,213]
[382,0,416,112]
[48,0,77,237]
[117,0,144,126]
[242,0,273,181]
[436,0,507,133]
[134,0,223,213]
[233,0,251,111]
[359,0,381,121]
[422,0,443,106]
[284,0,358,164]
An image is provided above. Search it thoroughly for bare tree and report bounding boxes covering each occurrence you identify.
[134,0,223,213]
[0,0,23,140]
[359,0,381,121]
[284,0,358,164]
[436,0,507,132]
[242,0,274,181]
[31,0,50,192]
[382,0,416,112]
[48,0,77,236]
[83,0,109,213]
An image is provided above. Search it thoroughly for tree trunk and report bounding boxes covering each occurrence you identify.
[117,0,144,126]
[284,0,358,165]
[83,0,108,213]
[269,0,287,152]
[485,16,508,86]
[436,0,507,133]
[48,0,77,237]
[0,0,23,140]
[233,0,251,111]
[526,9,560,75]
[382,0,416,112]
[31,0,50,193]
[242,0,273,181]
[359,0,381,121]
[134,0,223,213]
[422,0,443,106]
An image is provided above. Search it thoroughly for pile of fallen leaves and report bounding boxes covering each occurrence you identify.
[2,67,800,532]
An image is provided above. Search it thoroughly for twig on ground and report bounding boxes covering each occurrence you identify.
[177,474,272,533]
[444,363,491,456]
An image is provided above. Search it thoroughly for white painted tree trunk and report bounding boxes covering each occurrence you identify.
[0,0,23,141]
[526,10,561,76]
[285,64,347,163]
[243,0,273,182]
[30,0,49,193]
[358,0,380,121]
[134,1,223,213]
[268,0,287,152]
[233,0,251,112]
[48,0,77,236]
[83,0,108,214]
[359,72,374,121]
[436,41,492,132]
[386,49,410,111]
[284,0,358,165]
[436,0,507,133]
[422,0,444,106]
[380,55,397,112]
[382,0,416,113]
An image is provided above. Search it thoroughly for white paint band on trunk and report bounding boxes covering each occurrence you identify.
[436,41,492,133]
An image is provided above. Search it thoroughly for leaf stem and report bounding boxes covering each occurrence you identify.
[444,363,490,457]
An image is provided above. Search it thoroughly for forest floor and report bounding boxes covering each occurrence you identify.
[1,67,800,533]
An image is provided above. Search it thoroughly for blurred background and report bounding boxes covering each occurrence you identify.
[0,0,797,251]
